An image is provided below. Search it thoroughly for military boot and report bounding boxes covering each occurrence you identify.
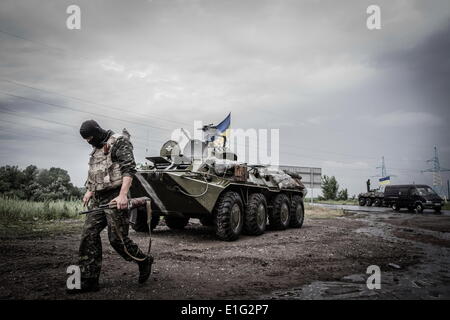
[138,255,154,284]
[66,278,100,294]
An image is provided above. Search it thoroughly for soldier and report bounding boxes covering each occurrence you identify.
[68,120,153,293]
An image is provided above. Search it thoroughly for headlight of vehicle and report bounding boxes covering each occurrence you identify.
[426,200,432,204]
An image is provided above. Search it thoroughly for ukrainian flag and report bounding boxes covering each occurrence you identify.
[379,176,391,185]
[214,113,231,136]
[211,113,231,144]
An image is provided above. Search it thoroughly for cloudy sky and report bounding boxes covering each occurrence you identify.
[0,0,449,196]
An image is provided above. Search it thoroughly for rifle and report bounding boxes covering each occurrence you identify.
[79,197,150,215]
[79,196,154,262]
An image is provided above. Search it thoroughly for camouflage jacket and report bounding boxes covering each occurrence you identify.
[110,134,137,178]
[85,131,137,192]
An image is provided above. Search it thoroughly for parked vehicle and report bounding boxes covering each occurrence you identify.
[358,190,384,207]
[384,184,444,213]
[358,178,385,207]
[129,123,306,241]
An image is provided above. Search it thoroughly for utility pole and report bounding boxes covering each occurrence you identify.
[422,146,450,199]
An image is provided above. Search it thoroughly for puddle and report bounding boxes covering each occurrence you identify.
[262,212,450,299]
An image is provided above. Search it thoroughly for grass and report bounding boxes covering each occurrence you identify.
[443,202,450,211]
[0,197,85,238]
[0,197,83,223]
[304,204,346,219]
[312,199,358,206]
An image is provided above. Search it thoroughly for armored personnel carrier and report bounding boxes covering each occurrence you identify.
[358,190,384,207]
[357,178,385,207]
[129,124,306,241]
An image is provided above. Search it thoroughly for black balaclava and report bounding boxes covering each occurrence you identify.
[79,120,111,148]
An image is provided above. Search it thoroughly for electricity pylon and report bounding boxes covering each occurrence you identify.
[372,156,395,178]
[370,156,395,190]
[375,156,387,178]
[422,146,450,198]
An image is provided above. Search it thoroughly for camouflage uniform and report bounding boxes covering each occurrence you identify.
[79,133,147,281]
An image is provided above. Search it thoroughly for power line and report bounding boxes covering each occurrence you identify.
[0,104,428,172]
[0,92,367,164]
[0,102,430,175]
[0,26,440,158]
[0,28,416,158]
[0,111,162,146]
[0,125,150,152]
[0,90,173,132]
[0,117,75,137]
[0,106,76,129]
[0,28,63,52]
[0,27,434,165]
[0,27,436,170]
[0,109,425,176]
[0,104,367,165]
[0,78,190,127]
[0,27,98,64]
[0,127,81,147]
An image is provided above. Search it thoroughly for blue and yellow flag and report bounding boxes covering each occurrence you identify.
[379,176,390,185]
[214,113,231,136]
[210,113,231,143]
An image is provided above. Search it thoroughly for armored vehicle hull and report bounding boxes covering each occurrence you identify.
[129,119,307,241]
[130,166,306,241]
[358,191,385,207]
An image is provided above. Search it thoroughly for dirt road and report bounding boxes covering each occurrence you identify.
[1,207,449,299]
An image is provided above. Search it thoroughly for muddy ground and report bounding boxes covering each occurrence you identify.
[1,207,449,300]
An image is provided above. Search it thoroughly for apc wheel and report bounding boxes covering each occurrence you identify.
[373,198,382,207]
[215,191,244,241]
[290,195,304,228]
[244,193,267,236]
[165,215,189,230]
[392,203,400,212]
[365,198,373,206]
[359,198,366,206]
[269,194,291,230]
[435,206,442,214]
[131,207,160,233]
[414,203,424,214]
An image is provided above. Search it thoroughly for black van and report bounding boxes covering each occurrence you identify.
[384,184,444,213]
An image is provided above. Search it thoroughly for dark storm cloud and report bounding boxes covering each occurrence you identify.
[376,26,450,114]
[0,0,449,194]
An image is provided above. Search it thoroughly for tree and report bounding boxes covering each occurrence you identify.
[338,188,348,201]
[0,164,82,201]
[0,165,25,198]
[321,175,339,200]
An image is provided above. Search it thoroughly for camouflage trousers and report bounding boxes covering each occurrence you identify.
[78,188,147,280]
